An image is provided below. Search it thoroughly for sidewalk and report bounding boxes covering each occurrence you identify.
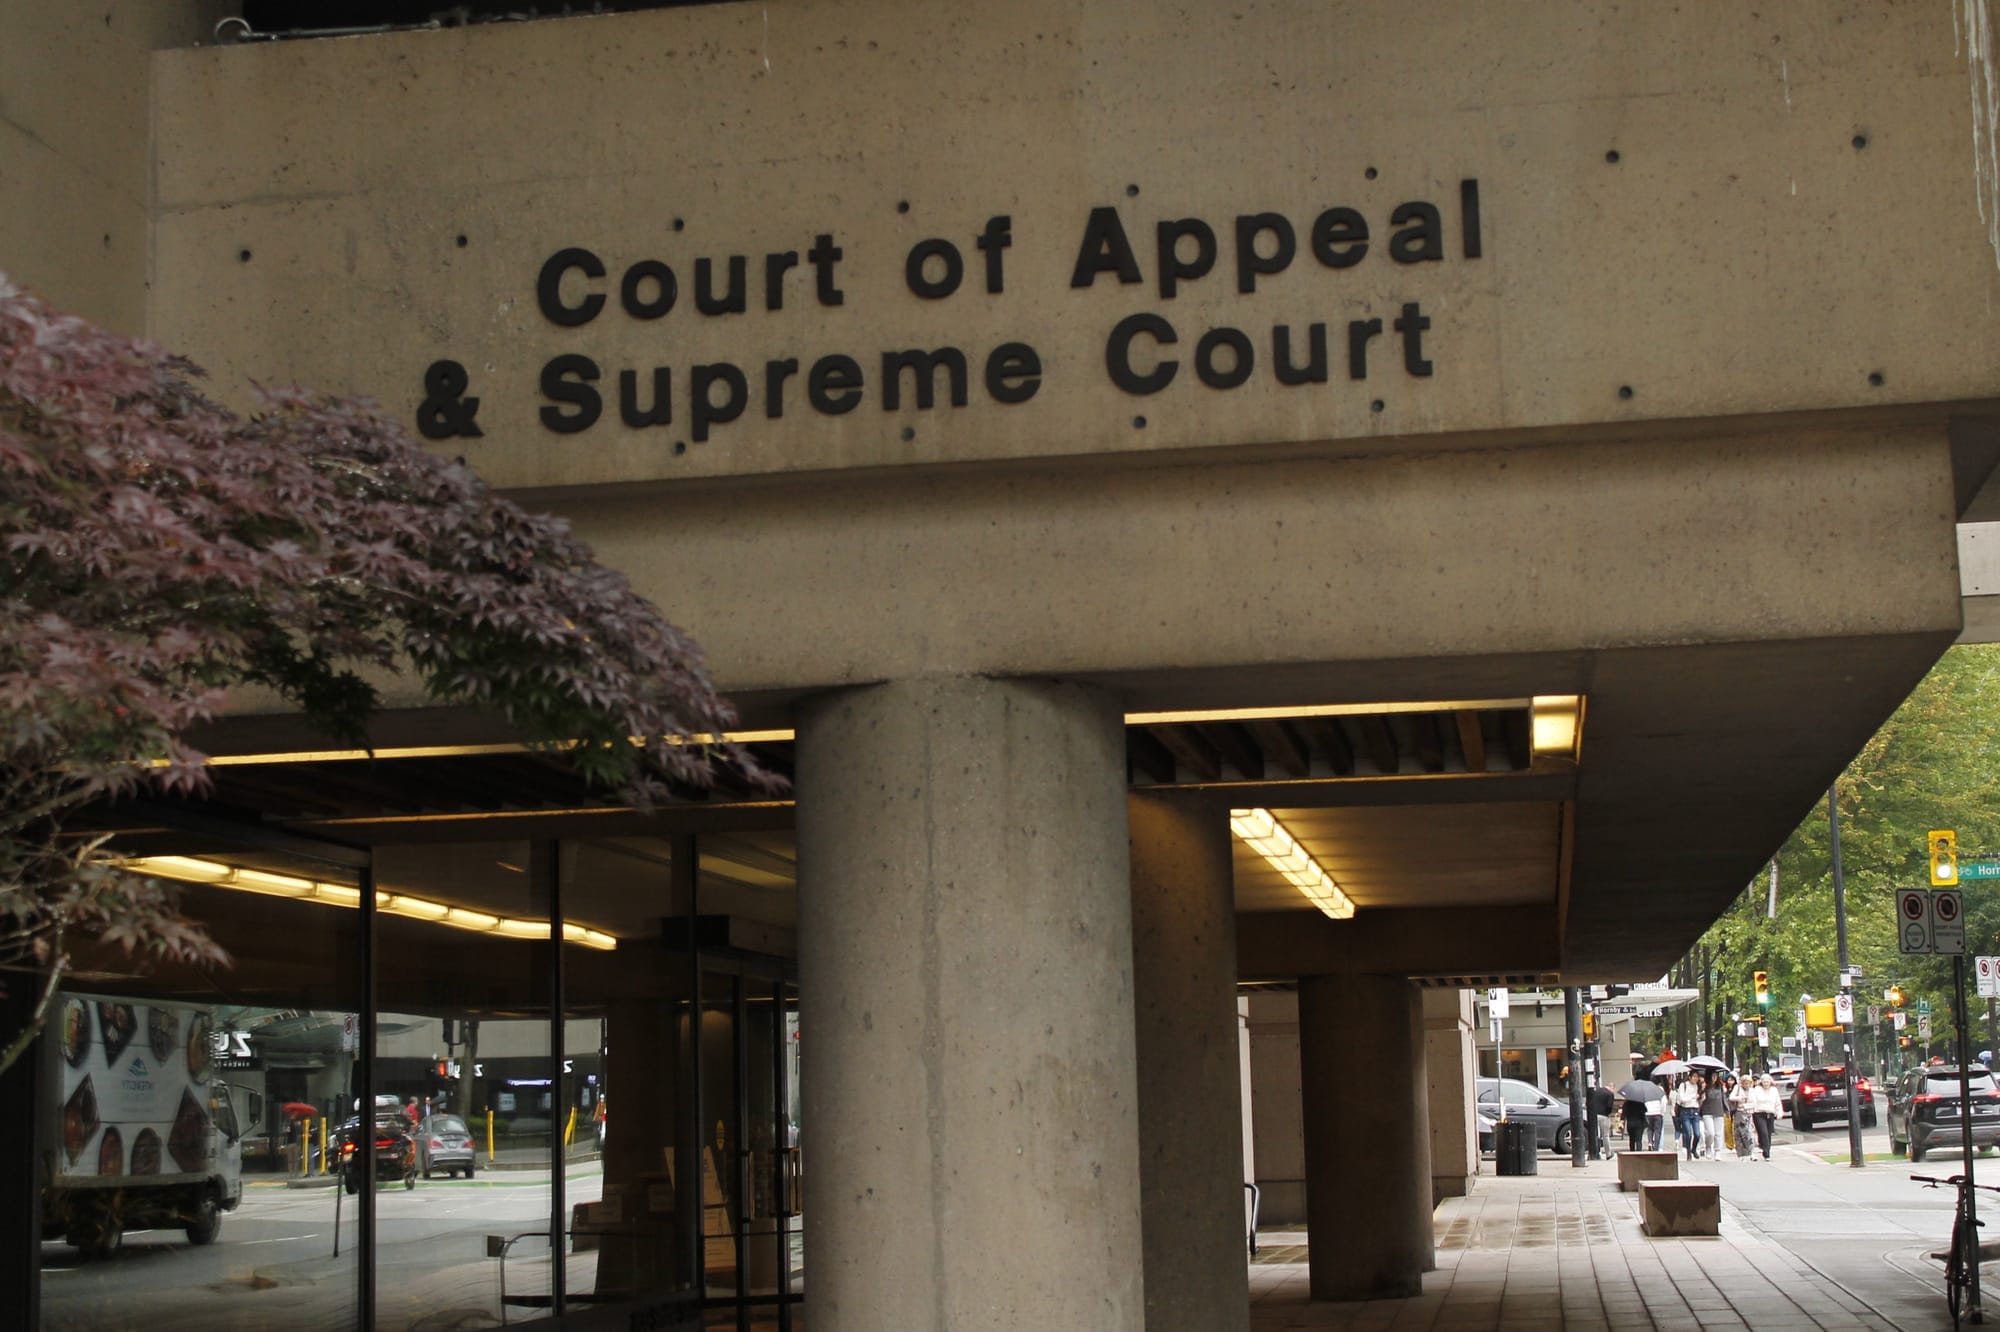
[1248,1153,1943,1330]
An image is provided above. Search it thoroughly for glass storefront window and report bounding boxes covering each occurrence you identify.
[34,824,800,1331]
[36,848,365,1330]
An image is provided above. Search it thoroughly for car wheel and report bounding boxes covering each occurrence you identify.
[1982,1145,1995,1156]
[1910,1135,1927,1163]
[344,1174,359,1195]
[1554,1124,1573,1155]
[185,1195,222,1246]
[465,1161,475,1179]
[73,1203,122,1260]
[1864,1111,1878,1129]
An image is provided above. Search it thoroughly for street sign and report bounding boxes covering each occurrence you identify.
[1980,957,2000,999]
[1759,1027,1770,1047]
[1919,997,1933,1015]
[1921,1015,1934,1042]
[1894,1009,1907,1030]
[1962,862,2000,880]
[1935,889,1967,955]
[1834,993,1854,1025]
[1489,1016,1503,1043]
[1487,987,1510,1019]
[1899,888,1934,955]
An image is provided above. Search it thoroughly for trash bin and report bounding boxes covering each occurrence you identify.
[1496,1119,1538,1176]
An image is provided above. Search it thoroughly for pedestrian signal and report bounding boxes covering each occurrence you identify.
[1753,971,1770,1008]
[1582,1011,1597,1040]
[1931,829,1959,886]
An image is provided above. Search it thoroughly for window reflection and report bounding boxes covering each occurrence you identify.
[38,855,364,1331]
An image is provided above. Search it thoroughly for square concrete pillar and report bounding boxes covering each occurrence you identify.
[1423,987,1479,1203]
[797,677,1145,1331]
[1129,793,1248,1332]
[1299,972,1433,1301]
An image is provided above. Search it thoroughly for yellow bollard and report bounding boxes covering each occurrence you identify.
[564,1106,578,1149]
[319,1116,329,1176]
[297,1118,309,1177]
[487,1108,496,1164]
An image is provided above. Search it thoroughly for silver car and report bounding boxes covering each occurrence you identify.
[416,1114,477,1180]
[1475,1077,1578,1154]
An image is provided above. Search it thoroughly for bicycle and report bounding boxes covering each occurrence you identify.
[1914,1172,2000,1327]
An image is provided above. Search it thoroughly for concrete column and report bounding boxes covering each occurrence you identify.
[796,676,1144,1332]
[1298,973,1432,1301]
[1128,794,1249,1332]
[1423,987,1479,1204]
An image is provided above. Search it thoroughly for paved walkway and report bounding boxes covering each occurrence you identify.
[1248,1155,1952,1330]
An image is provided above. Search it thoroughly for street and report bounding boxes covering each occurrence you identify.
[41,1164,604,1331]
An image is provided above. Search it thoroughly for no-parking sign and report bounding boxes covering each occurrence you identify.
[1898,888,1933,955]
[1934,889,1966,955]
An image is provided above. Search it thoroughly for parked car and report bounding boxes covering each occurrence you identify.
[1474,1077,1576,1154]
[416,1113,477,1179]
[1888,1065,2000,1162]
[337,1114,418,1193]
[1789,1065,1876,1131]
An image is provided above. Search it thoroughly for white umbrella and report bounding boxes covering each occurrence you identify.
[1650,1059,1692,1078]
[1686,1055,1730,1072]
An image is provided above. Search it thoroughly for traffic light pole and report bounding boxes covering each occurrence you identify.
[1956,951,1984,1323]
[1829,784,1866,1170]
[1566,987,1586,1168]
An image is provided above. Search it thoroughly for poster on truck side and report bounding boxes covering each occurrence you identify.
[53,992,226,1183]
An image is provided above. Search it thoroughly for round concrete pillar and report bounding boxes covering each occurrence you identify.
[796,676,1145,1331]
[1129,793,1250,1332]
[1298,972,1432,1301]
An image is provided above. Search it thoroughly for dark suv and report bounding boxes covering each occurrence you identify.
[336,1114,418,1193]
[1789,1065,1876,1131]
[1888,1065,2000,1162]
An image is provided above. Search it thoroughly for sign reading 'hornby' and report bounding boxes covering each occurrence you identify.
[416,181,1484,446]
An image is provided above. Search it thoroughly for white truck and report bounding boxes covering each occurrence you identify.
[38,991,244,1258]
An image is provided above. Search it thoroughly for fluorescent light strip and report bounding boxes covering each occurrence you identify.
[199,729,797,767]
[122,856,619,951]
[1229,808,1355,920]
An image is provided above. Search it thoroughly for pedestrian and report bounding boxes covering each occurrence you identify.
[1748,1073,1782,1159]
[1588,1080,1616,1159]
[404,1097,420,1130]
[1672,1073,1703,1159]
[1700,1074,1730,1159]
[1622,1088,1650,1152]
[1728,1075,1754,1159]
[1645,1083,1668,1150]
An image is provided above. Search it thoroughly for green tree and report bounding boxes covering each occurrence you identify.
[1671,644,2000,1061]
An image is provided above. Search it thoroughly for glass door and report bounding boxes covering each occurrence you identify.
[701,967,801,1331]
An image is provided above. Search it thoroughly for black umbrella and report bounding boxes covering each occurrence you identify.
[1617,1079,1665,1102]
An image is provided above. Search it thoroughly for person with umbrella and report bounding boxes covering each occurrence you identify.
[1618,1077,1663,1149]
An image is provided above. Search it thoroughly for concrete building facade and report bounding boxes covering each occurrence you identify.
[11,2,2000,1328]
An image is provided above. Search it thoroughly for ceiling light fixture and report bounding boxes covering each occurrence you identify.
[1529,695,1584,760]
[1229,808,1355,920]
[121,855,618,950]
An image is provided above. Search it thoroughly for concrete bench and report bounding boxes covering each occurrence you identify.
[1638,1179,1720,1237]
[1617,1150,1679,1192]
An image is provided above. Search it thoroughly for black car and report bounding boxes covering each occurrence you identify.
[1789,1065,1876,1131]
[1888,1065,2000,1162]
[336,1115,418,1193]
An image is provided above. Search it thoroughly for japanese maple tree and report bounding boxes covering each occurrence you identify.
[0,274,768,1072]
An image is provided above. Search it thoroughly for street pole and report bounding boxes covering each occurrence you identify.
[1829,784,1865,1169]
[1565,987,1586,1168]
[1957,951,1984,1323]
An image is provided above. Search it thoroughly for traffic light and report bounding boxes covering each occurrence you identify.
[1887,984,1907,1008]
[1754,971,1770,1008]
[1931,829,1960,886]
